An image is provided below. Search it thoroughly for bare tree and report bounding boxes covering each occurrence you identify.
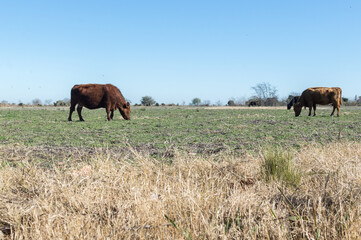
[32,98,42,106]
[251,82,278,100]
[202,100,211,106]
[45,99,52,105]
[215,100,223,106]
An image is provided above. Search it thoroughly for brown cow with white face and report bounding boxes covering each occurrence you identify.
[294,87,342,117]
[68,84,131,121]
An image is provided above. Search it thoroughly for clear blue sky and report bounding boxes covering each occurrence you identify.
[1,0,360,105]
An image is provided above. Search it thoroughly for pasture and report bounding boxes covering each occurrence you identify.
[0,106,360,157]
[0,106,361,239]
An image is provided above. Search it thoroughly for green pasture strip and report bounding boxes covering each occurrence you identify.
[0,107,360,156]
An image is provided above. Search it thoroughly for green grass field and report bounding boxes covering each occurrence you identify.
[0,106,360,155]
[1,106,361,239]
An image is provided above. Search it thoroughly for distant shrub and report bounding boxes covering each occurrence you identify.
[191,98,201,106]
[141,96,156,106]
[261,147,301,187]
[53,100,67,106]
[264,97,279,106]
[227,100,236,106]
[53,98,70,107]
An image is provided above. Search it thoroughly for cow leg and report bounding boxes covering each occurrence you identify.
[308,106,312,116]
[77,105,85,121]
[331,104,340,117]
[110,110,114,120]
[106,108,111,121]
[313,104,317,116]
[68,103,76,121]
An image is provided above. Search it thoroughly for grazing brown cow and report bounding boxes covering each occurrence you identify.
[294,87,342,117]
[68,84,131,121]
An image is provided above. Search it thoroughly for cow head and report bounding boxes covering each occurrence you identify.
[293,102,302,117]
[119,102,131,120]
[287,103,292,110]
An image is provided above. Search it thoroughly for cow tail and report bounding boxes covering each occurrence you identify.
[340,89,343,105]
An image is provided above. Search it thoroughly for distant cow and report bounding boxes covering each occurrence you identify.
[68,84,131,121]
[294,87,342,117]
[248,100,261,107]
[287,96,300,110]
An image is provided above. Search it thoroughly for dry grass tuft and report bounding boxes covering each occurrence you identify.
[0,142,361,239]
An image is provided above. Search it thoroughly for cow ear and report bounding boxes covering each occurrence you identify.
[123,102,130,109]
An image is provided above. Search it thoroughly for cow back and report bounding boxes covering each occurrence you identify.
[71,84,126,110]
[301,87,342,106]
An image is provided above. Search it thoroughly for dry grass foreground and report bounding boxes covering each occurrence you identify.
[0,143,361,239]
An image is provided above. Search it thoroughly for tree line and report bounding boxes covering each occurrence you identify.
[1,82,360,107]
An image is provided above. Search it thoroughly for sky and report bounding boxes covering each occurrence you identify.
[1,0,361,105]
